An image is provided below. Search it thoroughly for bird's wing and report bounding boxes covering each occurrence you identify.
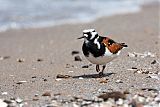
[85,41,105,57]
[101,37,127,54]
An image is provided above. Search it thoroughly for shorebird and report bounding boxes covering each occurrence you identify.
[78,29,127,76]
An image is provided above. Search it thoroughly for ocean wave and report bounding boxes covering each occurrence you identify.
[0,0,157,32]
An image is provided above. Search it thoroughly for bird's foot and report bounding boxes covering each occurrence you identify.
[98,72,104,77]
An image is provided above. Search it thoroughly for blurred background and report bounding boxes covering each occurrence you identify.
[0,0,156,32]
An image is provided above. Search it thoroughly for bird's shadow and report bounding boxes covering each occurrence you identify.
[72,72,116,79]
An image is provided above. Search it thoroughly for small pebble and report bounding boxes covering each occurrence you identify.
[42,92,51,97]
[43,78,47,81]
[82,65,89,68]
[37,58,43,62]
[71,51,79,55]
[56,74,71,79]
[74,56,82,61]
[151,60,156,64]
[17,58,25,63]
[99,79,108,83]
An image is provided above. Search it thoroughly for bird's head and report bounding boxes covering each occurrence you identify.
[78,29,99,41]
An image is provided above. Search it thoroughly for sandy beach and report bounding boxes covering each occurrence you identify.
[0,2,159,107]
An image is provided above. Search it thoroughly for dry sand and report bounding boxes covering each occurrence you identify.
[0,2,159,107]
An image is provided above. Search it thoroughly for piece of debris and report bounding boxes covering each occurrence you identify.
[141,88,158,92]
[82,65,89,68]
[74,56,82,61]
[99,79,108,83]
[131,67,138,69]
[151,60,156,64]
[98,91,126,101]
[78,77,84,80]
[71,51,80,55]
[16,81,27,85]
[17,58,25,63]
[42,92,51,97]
[128,52,155,58]
[32,76,37,78]
[56,74,71,79]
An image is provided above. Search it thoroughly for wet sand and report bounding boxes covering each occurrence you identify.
[0,2,159,107]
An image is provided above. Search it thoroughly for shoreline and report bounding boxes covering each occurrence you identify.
[0,2,159,107]
[0,1,158,34]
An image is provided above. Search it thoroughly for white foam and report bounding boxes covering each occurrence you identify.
[0,0,158,32]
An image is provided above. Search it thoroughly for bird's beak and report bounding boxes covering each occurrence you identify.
[77,36,85,39]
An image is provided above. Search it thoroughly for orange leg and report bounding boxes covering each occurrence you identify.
[99,65,106,76]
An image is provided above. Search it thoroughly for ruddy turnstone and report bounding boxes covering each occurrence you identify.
[78,29,127,76]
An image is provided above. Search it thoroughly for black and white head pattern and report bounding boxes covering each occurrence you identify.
[83,29,98,41]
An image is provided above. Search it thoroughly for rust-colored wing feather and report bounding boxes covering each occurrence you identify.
[102,37,127,54]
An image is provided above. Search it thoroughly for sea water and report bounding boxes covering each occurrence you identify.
[0,0,156,32]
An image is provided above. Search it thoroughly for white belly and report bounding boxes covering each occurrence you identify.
[85,47,121,65]
[86,54,117,65]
